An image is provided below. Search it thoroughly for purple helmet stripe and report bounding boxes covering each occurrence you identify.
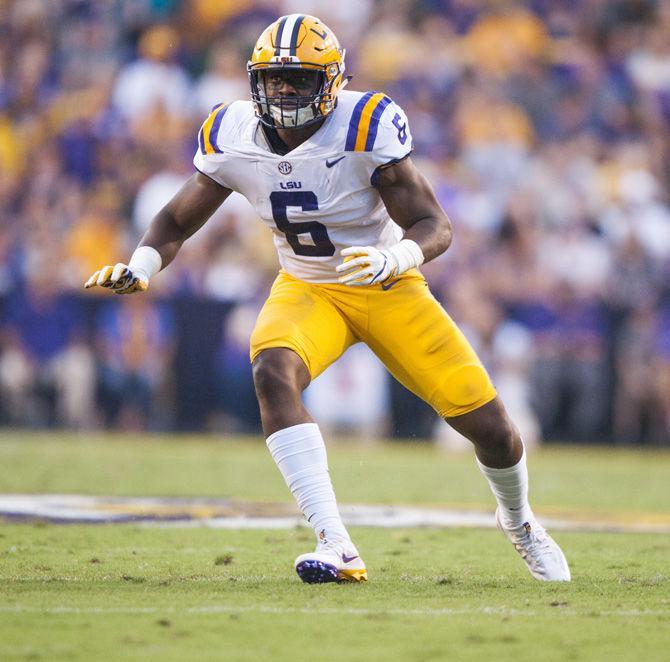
[289,15,305,56]
[274,16,288,56]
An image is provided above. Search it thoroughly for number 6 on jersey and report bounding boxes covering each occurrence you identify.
[270,191,335,257]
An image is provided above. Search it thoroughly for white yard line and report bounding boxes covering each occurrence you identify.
[1,494,669,533]
[0,605,667,618]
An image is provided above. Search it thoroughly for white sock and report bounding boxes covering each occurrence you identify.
[476,448,534,529]
[266,423,351,545]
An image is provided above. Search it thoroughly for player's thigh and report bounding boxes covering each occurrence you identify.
[366,275,496,418]
[250,272,357,379]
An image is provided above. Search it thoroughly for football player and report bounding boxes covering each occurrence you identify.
[86,15,570,583]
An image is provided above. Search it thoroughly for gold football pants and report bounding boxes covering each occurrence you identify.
[250,270,497,418]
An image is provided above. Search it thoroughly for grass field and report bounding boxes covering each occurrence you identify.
[1,432,669,661]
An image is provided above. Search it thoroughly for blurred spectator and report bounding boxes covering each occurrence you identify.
[210,302,261,433]
[192,41,249,115]
[613,299,662,444]
[0,256,95,428]
[304,344,391,440]
[112,24,192,134]
[65,179,129,286]
[95,296,175,430]
[652,303,670,442]
[519,282,611,442]
[464,3,549,77]
[132,147,191,236]
[454,81,535,195]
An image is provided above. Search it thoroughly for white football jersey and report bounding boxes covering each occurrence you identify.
[193,89,413,283]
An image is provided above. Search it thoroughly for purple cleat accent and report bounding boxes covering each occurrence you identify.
[296,559,340,583]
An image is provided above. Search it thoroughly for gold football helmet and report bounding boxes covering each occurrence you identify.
[248,14,347,129]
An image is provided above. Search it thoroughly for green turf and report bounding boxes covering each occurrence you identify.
[0,525,668,661]
[1,432,669,661]
[0,432,669,516]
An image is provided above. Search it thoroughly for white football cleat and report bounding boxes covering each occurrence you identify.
[295,540,367,584]
[496,508,571,582]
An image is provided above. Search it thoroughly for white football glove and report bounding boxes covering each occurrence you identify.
[84,263,149,294]
[336,246,397,286]
[336,240,425,287]
[84,247,162,294]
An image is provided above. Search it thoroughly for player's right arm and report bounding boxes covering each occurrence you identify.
[84,172,232,293]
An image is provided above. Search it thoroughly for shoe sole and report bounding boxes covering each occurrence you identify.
[296,560,368,584]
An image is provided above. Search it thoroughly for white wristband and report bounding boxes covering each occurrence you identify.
[387,239,424,276]
[128,246,162,282]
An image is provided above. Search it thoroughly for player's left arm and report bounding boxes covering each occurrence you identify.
[376,156,452,261]
[336,156,452,285]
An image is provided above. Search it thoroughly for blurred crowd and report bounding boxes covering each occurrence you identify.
[0,0,668,444]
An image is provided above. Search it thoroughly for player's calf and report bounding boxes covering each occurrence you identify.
[252,348,312,435]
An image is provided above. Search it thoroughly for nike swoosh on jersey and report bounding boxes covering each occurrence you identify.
[341,553,359,563]
[381,278,401,291]
[326,156,346,168]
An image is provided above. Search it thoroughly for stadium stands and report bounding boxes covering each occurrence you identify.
[0,0,668,443]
